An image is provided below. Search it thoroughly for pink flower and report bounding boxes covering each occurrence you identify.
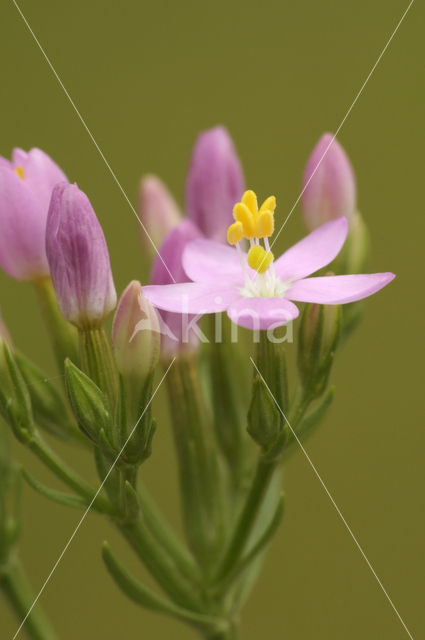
[150,220,202,356]
[144,201,394,331]
[46,183,116,329]
[301,133,356,230]
[186,126,245,242]
[0,148,68,280]
[139,175,181,254]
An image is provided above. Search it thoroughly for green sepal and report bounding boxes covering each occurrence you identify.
[102,542,227,632]
[121,373,156,465]
[15,352,84,444]
[0,342,34,443]
[64,359,112,444]
[247,376,281,449]
[22,468,91,510]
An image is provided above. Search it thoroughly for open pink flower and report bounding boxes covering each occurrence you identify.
[143,206,394,331]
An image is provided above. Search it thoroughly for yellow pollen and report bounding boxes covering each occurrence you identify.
[255,210,275,238]
[233,202,256,238]
[227,221,243,245]
[247,245,274,274]
[229,190,276,242]
[241,190,258,216]
[14,166,25,180]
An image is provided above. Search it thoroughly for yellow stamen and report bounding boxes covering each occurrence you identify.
[14,166,25,180]
[227,221,243,245]
[241,190,258,216]
[247,245,274,274]
[233,202,256,238]
[255,210,275,238]
[259,195,276,215]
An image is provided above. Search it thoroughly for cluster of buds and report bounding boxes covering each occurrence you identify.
[0,128,390,640]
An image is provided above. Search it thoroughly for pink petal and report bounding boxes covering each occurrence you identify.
[182,238,244,283]
[286,273,395,304]
[227,297,299,330]
[143,282,241,314]
[274,217,348,281]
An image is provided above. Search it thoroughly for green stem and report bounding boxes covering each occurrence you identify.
[28,433,114,515]
[119,517,203,612]
[0,558,57,640]
[165,357,224,569]
[78,328,118,420]
[137,483,201,584]
[204,622,238,640]
[216,457,276,581]
[33,277,79,372]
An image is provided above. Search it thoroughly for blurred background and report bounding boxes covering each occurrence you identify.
[0,0,424,638]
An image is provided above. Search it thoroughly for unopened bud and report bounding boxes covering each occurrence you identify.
[139,175,181,256]
[297,298,341,397]
[0,338,34,443]
[302,133,356,230]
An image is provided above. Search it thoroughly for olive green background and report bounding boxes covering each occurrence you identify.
[0,0,424,638]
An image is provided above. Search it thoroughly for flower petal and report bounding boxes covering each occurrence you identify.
[274,217,348,281]
[143,282,241,314]
[227,297,299,330]
[182,238,244,283]
[286,273,395,304]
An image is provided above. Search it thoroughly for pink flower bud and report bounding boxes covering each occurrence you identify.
[186,126,245,242]
[112,281,160,380]
[149,220,202,358]
[139,175,181,255]
[46,183,117,329]
[301,133,356,230]
[0,148,67,280]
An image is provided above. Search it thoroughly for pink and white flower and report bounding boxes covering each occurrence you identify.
[143,210,394,331]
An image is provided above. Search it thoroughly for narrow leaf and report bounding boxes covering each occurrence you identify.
[22,468,89,510]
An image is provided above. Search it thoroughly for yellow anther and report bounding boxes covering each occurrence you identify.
[14,166,25,180]
[247,245,274,274]
[233,202,256,238]
[227,221,243,245]
[241,190,258,216]
[259,195,276,215]
[256,210,275,238]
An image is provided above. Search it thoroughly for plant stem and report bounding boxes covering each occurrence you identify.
[0,558,57,640]
[28,433,114,514]
[33,277,79,371]
[216,457,276,581]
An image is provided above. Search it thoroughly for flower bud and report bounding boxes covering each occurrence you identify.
[139,175,181,255]
[64,359,112,445]
[46,183,117,329]
[301,133,356,230]
[333,210,369,275]
[297,299,341,397]
[186,126,245,242]
[0,148,67,280]
[112,281,160,381]
[149,220,202,358]
[0,338,34,443]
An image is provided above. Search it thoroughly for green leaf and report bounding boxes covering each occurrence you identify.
[64,359,112,444]
[0,342,34,443]
[102,542,227,632]
[22,468,90,510]
[15,352,84,444]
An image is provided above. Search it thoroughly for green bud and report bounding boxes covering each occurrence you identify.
[297,301,341,397]
[0,339,34,443]
[333,211,369,275]
[15,352,82,443]
[64,359,112,445]
[112,281,160,423]
[247,376,281,449]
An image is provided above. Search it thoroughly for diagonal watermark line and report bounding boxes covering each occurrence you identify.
[250,357,414,640]
[12,0,176,284]
[11,358,176,640]
[270,0,415,253]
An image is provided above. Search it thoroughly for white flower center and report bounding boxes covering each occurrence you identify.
[239,270,290,299]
